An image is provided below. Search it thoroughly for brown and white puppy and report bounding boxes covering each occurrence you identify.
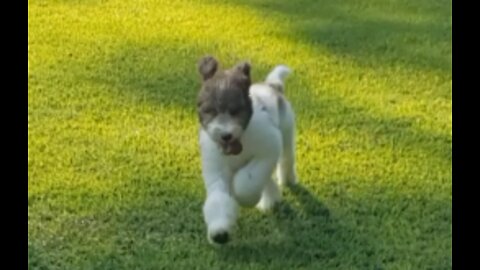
[197,56,297,245]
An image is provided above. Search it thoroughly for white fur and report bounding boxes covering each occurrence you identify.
[199,65,297,244]
[205,113,243,143]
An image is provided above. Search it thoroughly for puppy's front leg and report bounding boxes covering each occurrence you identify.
[203,178,238,245]
[200,140,238,245]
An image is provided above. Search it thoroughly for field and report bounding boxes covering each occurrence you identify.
[28,0,452,269]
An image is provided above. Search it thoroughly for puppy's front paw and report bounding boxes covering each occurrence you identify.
[208,230,230,245]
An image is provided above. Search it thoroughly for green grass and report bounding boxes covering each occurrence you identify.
[28,0,452,269]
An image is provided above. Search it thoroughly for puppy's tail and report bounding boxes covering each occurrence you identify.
[265,65,291,93]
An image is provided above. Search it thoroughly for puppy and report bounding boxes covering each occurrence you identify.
[196,56,297,245]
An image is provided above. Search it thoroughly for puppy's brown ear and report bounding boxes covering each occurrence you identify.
[198,56,218,80]
[235,61,251,77]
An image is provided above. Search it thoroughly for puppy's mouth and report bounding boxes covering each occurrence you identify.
[220,139,243,155]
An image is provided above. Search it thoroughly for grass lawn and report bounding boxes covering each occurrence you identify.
[28,0,452,269]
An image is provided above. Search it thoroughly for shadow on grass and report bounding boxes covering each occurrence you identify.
[211,0,452,75]
[218,185,347,267]
[214,183,451,269]
[293,92,452,164]
[217,185,374,268]
[40,175,449,269]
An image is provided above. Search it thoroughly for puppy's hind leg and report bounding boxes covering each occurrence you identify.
[256,178,282,212]
[276,124,297,187]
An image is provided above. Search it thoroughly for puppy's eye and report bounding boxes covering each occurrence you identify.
[203,108,216,115]
[230,108,240,116]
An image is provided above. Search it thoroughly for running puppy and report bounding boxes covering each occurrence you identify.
[196,56,297,245]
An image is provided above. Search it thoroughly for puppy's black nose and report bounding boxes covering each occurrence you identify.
[221,133,233,142]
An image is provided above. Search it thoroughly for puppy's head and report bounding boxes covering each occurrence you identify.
[196,56,253,155]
